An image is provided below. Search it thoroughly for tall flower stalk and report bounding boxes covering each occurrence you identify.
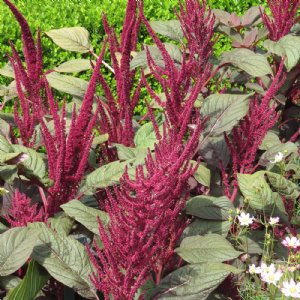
[261,0,300,41]
[87,120,204,299]
[96,0,142,148]
[4,0,46,147]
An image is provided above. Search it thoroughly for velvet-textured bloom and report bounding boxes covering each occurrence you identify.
[261,0,300,41]
[6,189,44,227]
[225,59,286,175]
[87,120,204,299]
[4,0,46,147]
[39,54,103,216]
[140,0,214,132]
[96,0,142,148]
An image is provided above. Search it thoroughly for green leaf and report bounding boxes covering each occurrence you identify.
[199,135,230,168]
[0,152,22,163]
[181,219,231,239]
[92,133,109,147]
[0,222,8,234]
[259,142,298,166]
[54,59,94,73]
[190,161,211,187]
[61,200,109,235]
[0,135,13,153]
[259,131,281,150]
[200,93,252,136]
[134,122,160,149]
[150,20,183,41]
[238,172,287,221]
[176,234,243,264]
[46,72,89,98]
[239,230,265,254]
[32,226,96,299]
[48,213,75,236]
[0,227,39,276]
[45,27,92,53]
[12,145,46,180]
[221,48,273,76]
[113,143,148,162]
[186,196,234,221]
[0,276,21,290]
[0,165,17,182]
[237,172,273,210]
[264,35,300,71]
[130,43,182,70]
[80,160,131,194]
[265,172,300,200]
[6,260,49,300]
[152,263,242,299]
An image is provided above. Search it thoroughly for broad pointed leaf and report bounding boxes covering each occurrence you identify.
[176,234,243,263]
[12,145,46,180]
[32,226,96,299]
[45,27,92,53]
[152,263,242,299]
[61,200,109,235]
[0,227,39,276]
[54,59,94,73]
[186,196,234,221]
[46,72,89,97]
[150,20,183,41]
[221,49,272,76]
[264,35,300,71]
[200,93,252,136]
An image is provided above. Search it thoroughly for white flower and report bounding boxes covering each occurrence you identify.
[269,216,280,226]
[270,152,284,164]
[281,279,300,298]
[238,212,254,226]
[282,236,300,249]
[249,264,261,274]
[260,262,276,275]
[261,269,283,285]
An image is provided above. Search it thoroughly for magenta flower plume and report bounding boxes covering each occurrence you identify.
[87,121,204,299]
[140,0,214,131]
[261,0,300,41]
[39,55,103,216]
[4,0,45,147]
[225,59,286,175]
[6,189,44,227]
[96,0,142,147]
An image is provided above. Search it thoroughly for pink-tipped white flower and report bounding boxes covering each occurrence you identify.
[282,236,300,249]
[249,264,261,274]
[269,216,280,226]
[238,212,254,226]
[281,279,300,298]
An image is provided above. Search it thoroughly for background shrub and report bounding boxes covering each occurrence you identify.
[0,0,267,114]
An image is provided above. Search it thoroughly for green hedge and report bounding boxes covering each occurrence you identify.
[0,0,267,68]
[0,0,267,114]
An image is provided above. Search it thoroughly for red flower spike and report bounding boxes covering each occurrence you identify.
[4,0,45,146]
[225,58,286,174]
[6,189,44,227]
[96,0,142,147]
[261,0,300,41]
[87,120,204,299]
[139,0,214,132]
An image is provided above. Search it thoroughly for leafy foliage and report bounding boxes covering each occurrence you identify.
[0,0,299,299]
